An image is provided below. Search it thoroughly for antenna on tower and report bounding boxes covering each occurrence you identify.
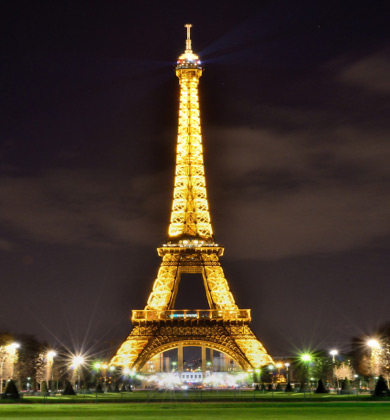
[185,23,192,53]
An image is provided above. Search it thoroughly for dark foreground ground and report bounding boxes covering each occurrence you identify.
[1,401,390,420]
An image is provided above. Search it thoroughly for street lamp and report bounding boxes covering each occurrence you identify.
[300,353,312,394]
[329,349,338,392]
[367,338,381,390]
[46,350,56,391]
[268,365,275,395]
[284,363,290,383]
[276,362,282,374]
[329,349,338,362]
[71,355,85,391]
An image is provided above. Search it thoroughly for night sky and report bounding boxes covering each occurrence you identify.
[1,1,389,359]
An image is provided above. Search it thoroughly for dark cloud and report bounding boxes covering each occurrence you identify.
[0,169,169,248]
[340,51,390,93]
[209,124,389,259]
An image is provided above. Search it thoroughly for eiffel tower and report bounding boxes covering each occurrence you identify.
[110,24,273,373]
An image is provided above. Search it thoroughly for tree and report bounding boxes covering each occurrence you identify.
[351,323,390,380]
[63,381,76,395]
[374,375,389,397]
[41,380,48,395]
[340,377,353,394]
[310,352,333,383]
[334,361,354,381]
[377,324,390,380]
[0,333,17,386]
[15,335,47,391]
[2,379,20,399]
[315,378,329,394]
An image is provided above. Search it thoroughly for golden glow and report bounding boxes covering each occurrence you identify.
[144,246,238,312]
[110,24,273,372]
[367,339,380,349]
[0,342,20,393]
[168,63,212,239]
[71,355,84,368]
[47,350,57,359]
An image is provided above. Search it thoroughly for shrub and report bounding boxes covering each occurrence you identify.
[62,381,76,395]
[315,378,329,394]
[374,375,390,397]
[2,380,20,399]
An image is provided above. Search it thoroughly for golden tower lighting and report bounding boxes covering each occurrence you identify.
[110,24,273,372]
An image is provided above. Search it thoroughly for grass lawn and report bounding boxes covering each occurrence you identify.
[5,390,380,403]
[0,402,389,420]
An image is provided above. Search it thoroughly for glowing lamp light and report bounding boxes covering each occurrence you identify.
[109,366,115,372]
[93,362,102,370]
[102,363,108,369]
[47,350,57,358]
[71,355,84,369]
[284,363,290,368]
[330,349,338,357]
[301,353,312,362]
[9,343,20,350]
[367,339,380,349]
[276,363,283,368]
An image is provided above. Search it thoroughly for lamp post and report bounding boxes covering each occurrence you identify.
[46,350,56,392]
[102,363,108,388]
[276,363,282,380]
[300,353,312,396]
[93,362,102,389]
[268,365,274,397]
[8,343,20,380]
[108,366,115,390]
[284,363,290,383]
[329,349,338,393]
[367,338,381,391]
[71,355,84,391]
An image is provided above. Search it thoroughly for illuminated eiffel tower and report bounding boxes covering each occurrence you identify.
[111,24,273,372]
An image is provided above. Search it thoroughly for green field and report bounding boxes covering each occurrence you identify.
[0,402,389,420]
[2,390,380,403]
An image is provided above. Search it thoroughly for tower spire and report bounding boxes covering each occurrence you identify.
[185,23,192,53]
[170,24,212,241]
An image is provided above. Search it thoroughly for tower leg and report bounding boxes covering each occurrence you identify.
[201,344,206,378]
[178,344,184,373]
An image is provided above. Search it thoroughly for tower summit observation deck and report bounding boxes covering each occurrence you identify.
[110,25,273,372]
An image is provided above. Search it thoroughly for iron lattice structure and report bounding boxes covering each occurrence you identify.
[111,24,273,371]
